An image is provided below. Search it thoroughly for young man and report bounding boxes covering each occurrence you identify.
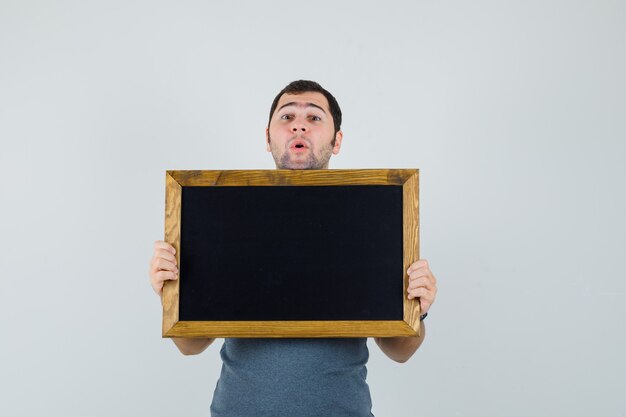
[149,80,438,416]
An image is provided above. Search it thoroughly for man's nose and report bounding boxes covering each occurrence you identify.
[291,122,307,133]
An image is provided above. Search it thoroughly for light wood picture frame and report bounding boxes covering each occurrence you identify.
[162,169,420,338]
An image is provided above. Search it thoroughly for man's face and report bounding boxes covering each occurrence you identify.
[266,91,343,170]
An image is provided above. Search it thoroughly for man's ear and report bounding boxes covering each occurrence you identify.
[265,128,271,152]
[332,130,343,155]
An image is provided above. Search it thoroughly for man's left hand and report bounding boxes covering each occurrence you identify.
[406,259,438,314]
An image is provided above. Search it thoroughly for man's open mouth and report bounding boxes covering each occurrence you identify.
[290,140,309,150]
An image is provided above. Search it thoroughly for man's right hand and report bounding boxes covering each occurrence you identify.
[149,240,179,296]
[150,240,215,355]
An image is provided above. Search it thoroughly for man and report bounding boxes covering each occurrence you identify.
[149,80,438,416]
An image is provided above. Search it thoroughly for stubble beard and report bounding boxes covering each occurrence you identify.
[269,135,334,170]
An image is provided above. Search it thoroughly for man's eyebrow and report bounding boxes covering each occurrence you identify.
[276,102,327,114]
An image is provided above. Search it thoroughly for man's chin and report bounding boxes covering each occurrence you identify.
[277,156,318,170]
[278,164,316,170]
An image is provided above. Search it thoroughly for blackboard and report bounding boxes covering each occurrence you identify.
[162,169,421,338]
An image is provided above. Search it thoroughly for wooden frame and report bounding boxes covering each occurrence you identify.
[162,169,420,338]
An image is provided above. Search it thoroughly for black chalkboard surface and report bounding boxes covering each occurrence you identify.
[180,185,403,321]
[162,169,421,338]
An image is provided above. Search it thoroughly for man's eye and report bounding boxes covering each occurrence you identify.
[281,114,292,120]
[311,116,321,121]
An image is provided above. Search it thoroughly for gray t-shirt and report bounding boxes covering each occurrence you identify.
[210,338,374,417]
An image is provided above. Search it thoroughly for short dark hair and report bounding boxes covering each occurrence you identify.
[268,80,342,135]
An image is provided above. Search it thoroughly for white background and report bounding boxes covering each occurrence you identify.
[1,1,624,416]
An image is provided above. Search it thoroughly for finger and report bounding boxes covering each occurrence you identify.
[407,277,429,290]
[408,269,431,281]
[154,271,178,286]
[155,248,177,265]
[151,278,162,294]
[407,277,434,291]
[419,297,433,313]
[409,264,435,277]
[151,281,163,295]
[151,271,177,296]
[414,287,436,312]
[150,271,176,295]
[407,287,430,300]
[407,281,437,293]
[407,259,429,274]
[154,240,176,255]
[409,273,436,289]
[152,258,179,273]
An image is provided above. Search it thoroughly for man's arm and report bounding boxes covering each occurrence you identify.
[171,337,216,355]
[375,259,436,363]
[375,322,425,363]
[150,240,216,356]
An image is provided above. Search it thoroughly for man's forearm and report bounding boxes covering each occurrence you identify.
[375,321,425,363]
[159,293,215,355]
[171,337,216,355]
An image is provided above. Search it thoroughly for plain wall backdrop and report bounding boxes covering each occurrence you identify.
[1,1,624,416]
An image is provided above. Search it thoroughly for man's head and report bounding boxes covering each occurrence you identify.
[266,80,343,170]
